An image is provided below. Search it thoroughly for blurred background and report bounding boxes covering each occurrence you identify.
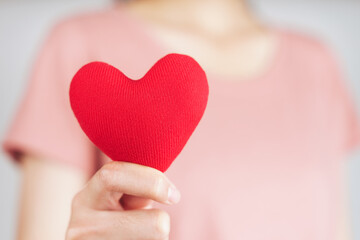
[0,0,359,239]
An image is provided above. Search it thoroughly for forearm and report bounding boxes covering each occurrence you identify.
[17,154,87,240]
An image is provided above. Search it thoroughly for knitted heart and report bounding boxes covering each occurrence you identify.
[70,54,209,172]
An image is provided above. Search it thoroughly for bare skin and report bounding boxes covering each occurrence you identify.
[66,161,180,240]
[124,0,278,80]
[17,154,87,240]
[16,0,353,239]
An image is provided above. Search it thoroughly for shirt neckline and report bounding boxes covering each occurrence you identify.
[110,3,287,88]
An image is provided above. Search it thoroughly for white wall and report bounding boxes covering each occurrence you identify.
[0,0,359,239]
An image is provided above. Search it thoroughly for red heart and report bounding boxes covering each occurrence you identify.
[69,54,209,172]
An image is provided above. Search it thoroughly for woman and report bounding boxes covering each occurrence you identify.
[3,0,359,239]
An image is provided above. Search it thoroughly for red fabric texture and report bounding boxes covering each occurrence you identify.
[69,53,209,172]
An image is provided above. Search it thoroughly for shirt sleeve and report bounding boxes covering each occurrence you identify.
[2,20,96,174]
[323,45,360,154]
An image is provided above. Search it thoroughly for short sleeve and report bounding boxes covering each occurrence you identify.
[2,20,96,173]
[324,45,360,154]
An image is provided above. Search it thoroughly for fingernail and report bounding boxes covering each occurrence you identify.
[167,186,181,204]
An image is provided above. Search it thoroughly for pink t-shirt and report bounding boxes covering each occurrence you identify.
[3,4,360,239]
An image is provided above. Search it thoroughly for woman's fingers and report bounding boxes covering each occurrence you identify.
[120,194,154,210]
[67,161,179,239]
[76,161,181,210]
[67,208,170,240]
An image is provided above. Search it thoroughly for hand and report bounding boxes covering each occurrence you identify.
[65,161,181,240]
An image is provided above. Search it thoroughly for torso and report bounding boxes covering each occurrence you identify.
[65,4,349,239]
